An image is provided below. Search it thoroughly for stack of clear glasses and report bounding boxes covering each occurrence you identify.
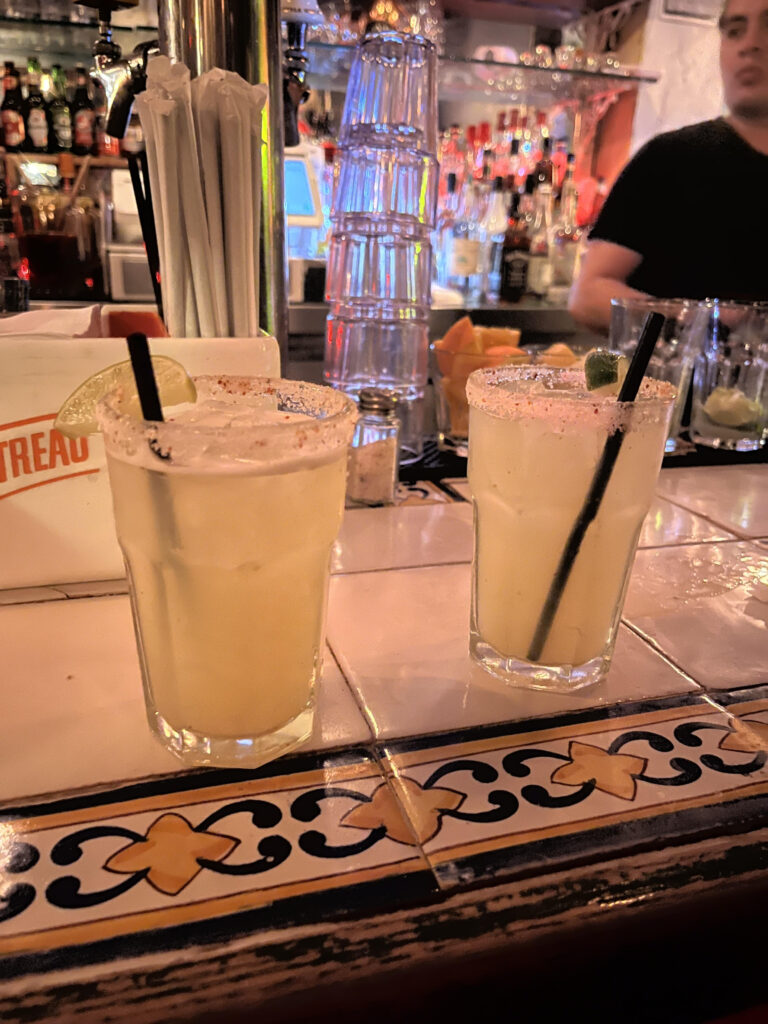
[323,26,438,462]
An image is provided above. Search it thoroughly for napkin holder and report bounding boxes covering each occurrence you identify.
[0,333,280,589]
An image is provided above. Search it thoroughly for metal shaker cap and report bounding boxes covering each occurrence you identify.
[358,388,397,415]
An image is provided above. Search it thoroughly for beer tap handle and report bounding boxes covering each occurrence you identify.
[77,0,158,139]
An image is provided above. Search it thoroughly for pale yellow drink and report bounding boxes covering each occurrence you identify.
[467,366,674,689]
[98,376,356,766]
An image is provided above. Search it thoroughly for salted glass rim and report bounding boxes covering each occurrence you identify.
[96,375,358,469]
[466,364,676,428]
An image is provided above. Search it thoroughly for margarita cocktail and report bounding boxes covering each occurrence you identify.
[98,376,356,766]
[467,365,674,689]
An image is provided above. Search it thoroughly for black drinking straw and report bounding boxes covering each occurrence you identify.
[125,333,178,549]
[127,332,164,423]
[526,311,666,663]
[127,153,164,323]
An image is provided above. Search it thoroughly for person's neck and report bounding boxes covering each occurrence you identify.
[725,113,768,155]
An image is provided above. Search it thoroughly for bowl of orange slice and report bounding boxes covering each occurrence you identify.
[431,315,579,453]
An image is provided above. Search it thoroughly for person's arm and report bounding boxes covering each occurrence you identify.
[569,135,668,332]
[568,239,648,334]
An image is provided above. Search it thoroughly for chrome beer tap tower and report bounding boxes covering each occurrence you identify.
[77,0,292,354]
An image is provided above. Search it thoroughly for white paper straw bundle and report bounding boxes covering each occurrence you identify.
[135,58,267,338]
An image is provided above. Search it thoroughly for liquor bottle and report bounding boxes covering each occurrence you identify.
[551,154,582,291]
[434,170,460,288]
[499,193,530,304]
[519,113,532,167]
[507,137,526,192]
[465,124,476,182]
[40,67,54,103]
[58,151,75,192]
[440,123,467,188]
[533,110,548,160]
[533,136,554,188]
[517,174,536,236]
[472,122,490,180]
[72,65,96,156]
[552,139,569,193]
[1,62,25,152]
[481,146,494,184]
[506,108,519,149]
[480,176,509,301]
[49,64,72,153]
[22,59,50,154]
[56,150,90,263]
[447,181,483,300]
[527,183,554,299]
[492,112,507,178]
[0,154,20,284]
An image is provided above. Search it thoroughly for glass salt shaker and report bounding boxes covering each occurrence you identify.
[346,388,400,507]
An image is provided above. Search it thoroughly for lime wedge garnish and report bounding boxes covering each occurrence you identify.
[702,386,763,429]
[54,356,196,438]
[584,349,629,395]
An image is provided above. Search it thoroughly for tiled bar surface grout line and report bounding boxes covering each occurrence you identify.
[326,637,382,742]
[637,537,741,551]
[657,492,766,541]
[324,642,378,745]
[332,559,473,576]
[618,618,713,692]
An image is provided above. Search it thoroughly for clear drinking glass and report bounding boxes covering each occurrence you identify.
[325,227,433,309]
[610,297,698,453]
[339,29,438,152]
[325,312,428,462]
[97,376,357,768]
[689,300,768,451]
[467,365,675,691]
[332,146,439,232]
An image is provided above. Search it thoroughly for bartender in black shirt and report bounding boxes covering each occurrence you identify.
[569,0,768,332]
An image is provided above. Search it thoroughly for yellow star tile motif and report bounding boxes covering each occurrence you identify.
[551,741,648,801]
[105,813,239,895]
[719,717,768,753]
[341,777,464,846]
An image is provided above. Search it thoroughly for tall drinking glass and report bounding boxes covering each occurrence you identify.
[97,376,357,768]
[689,300,768,451]
[610,297,698,453]
[467,365,674,690]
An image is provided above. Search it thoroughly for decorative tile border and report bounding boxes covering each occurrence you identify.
[378,695,768,889]
[710,687,768,730]
[0,748,436,975]
[4,694,768,981]
[395,481,453,506]
[436,478,470,502]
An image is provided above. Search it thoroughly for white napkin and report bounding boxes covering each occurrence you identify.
[0,305,104,337]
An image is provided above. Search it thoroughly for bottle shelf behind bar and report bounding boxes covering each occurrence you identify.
[1,15,156,64]
[306,41,659,107]
[0,148,127,168]
[3,22,659,107]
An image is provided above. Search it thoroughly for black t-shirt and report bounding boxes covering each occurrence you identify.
[590,118,768,301]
